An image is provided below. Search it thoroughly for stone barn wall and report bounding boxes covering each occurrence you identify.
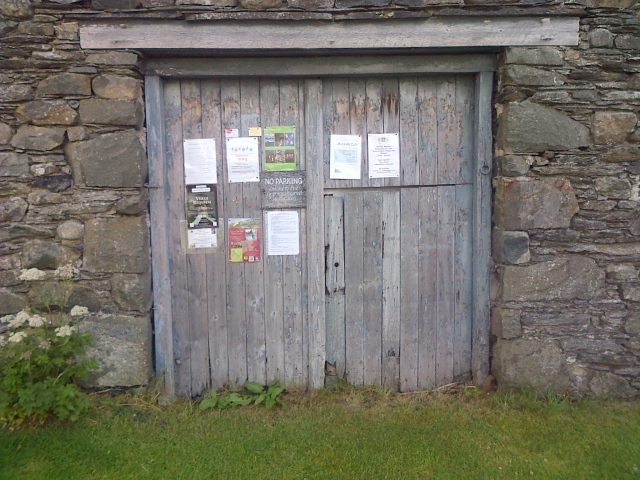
[0,0,639,397]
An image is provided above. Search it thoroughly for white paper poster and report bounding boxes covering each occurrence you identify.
[183,139,217,184]
[187,227,218,249]
[368,133,400,179]
[330,134,362,179]
[226,137,260,183]
[267,210,300,256]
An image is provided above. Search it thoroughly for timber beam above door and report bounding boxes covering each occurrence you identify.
[80,16,579,51]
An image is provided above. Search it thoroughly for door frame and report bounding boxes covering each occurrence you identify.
[145,54,494,397]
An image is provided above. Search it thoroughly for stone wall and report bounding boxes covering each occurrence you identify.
[1,0,639,397]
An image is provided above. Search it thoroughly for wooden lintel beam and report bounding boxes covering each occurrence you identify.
[80,17,579,51]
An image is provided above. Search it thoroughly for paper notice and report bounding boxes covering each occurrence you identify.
[267,210,300,256]
[225,128,239,138]
[368,133,400,178]
[228,218,261,263]
[330,134,361,179]
[249,127,262,137]
[264,126,296,172]
[226,137,260,183]
[183,138,217,184]
[187,228,218,249]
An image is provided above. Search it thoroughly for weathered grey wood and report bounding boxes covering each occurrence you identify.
[381,78,400,188]
[221,79,247,387]
[435,186,455,386]
[201,78,229,390]
[145,55,497,78]
[381,190,400,390]
[297,80,309,388]
[181,79,210,397]
[146,76,175,398]
[348,79,367,188]
[418,78,437,186]
[437,77,457,185]
[164,80,191,396]
[343,192,364,385]
[82,17,580,50]
[260,79,284,385]
[305,79,326,389]
[324,195,346,379]
[362,191,383,385]
[418,187,437,389]
[454,184,473,381]
[457,76,475,185]
[279,79,305,387]
[241,78,267,386]
[365,79,383,188]
[399,188,419,392]
[472,71,493,385]
[399,78,419,186]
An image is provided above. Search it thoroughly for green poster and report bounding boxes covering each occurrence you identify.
[263,126,295,172]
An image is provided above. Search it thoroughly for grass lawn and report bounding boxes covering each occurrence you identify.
[1,385,639,480]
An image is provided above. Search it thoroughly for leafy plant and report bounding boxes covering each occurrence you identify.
[199,380,286,411]
[0,310,97,426]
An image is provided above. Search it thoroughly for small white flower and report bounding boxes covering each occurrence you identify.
[55,325,76,337]
[1,314,15,323]
[0,336,6,347]
[8,331,27,343]
[28,315,46,328]
[19,268,47,281]
[8,311,31,329]
[54,264,79,280]
[69,305,89,317]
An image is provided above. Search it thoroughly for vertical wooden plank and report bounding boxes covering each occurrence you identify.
[418,77,438,186]
[322,79,334,189]
[164,80,191,396]
[399,188,419,392]
[365,78,383,188]
[457,75,475,185]
[343,192,364,385]
[330,78,351,188]
[418,187,438,389]
[181,80,210,396]
[145,76,175,397]
[382,77,400,187]
[305,79,326,389]
[472,72,493,385]
[454,183,473,381]
[260,78,283,385]
[399,77,419,186]
[381,190,400,390]
[362,191,383,385]
[435,186,455,386]
[240,78,266,386]
[201,79,228,390]
[436,76,457,185]
[221,79,246,387]
[348,78,367,188]
[324,195,346,378]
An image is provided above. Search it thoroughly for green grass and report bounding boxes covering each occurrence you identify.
[1,386,639,480]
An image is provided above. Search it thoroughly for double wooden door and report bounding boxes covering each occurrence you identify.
[153,73,484,397]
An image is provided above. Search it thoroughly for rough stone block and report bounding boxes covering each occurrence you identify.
[22,241,80,270]
[494,177,579,230]
[10,126,66,151]
[336,0,389,6]
[65,130,147,187]
[67,284,103,312]
[0,84,34,102]
[491,307,522,339]
[0,288,27,314]
[31,174,72,193]
[27,281,72,310]
[141,0,176,5]
[16,100,78,126]
[493,229,530,265]
[111,272,152,312]
[625,315,640,335]
[66,126,89,142]
[588,29,614,48]
[534,229,580,243]
[606,264,638,281]
[595,176,631,200]
[57,219,84,240]
[592,111,637,144]
[36,73,92,97]
[92,75,142,100]
[601,144,640,163]
[615,35,640,51]
[91,0,140,9]
[0,0,34,19]
[84,216,150,273]
[620,284,640,302]
[0,152,29,177]
[504,47,564,66]
[79,99,143,127]
[493,338,569,393]
[497,155,533,176]
[0,123,12,145]
[576,0,635,6]
[503,65,565,87]
[86,52,139,66]
[79,314,153,387]
[497,102,590,153]
[287,0,333,7]
[629,74,640,91]
[520,313,590,326]
[588,371,638,399]
[55,22,78,41]
[114,190,149,215]
[0,197,28,223]
[503,257,605,302]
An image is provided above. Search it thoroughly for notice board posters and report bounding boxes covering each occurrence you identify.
[264,126,296,172]
[228,218,261,263]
